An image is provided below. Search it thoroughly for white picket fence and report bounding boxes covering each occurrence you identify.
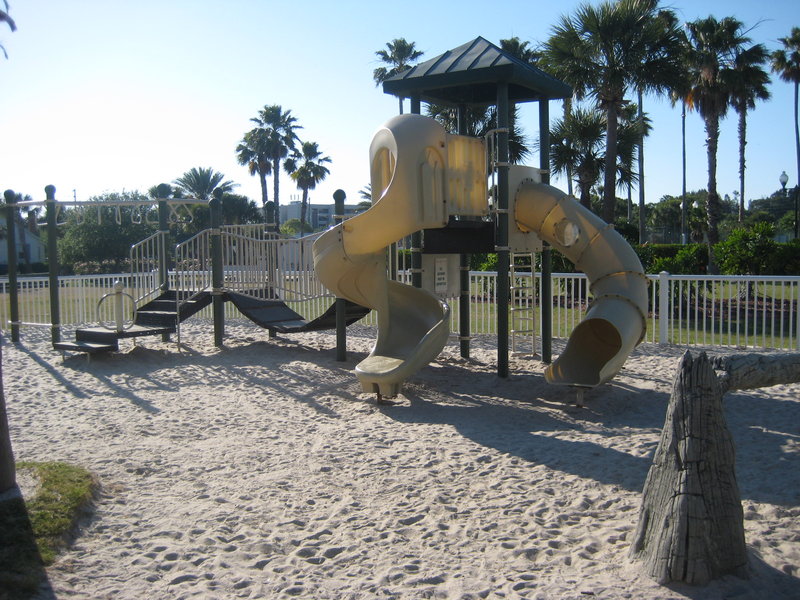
[1,271,798,351]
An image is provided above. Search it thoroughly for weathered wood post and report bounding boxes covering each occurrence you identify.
[630,351,747,584]
[631,350,800,585]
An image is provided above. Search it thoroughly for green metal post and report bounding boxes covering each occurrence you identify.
[156,183,171,342]
[539,99,552,364]
[4,190,19,343]
[496,83,510,378]
[45,185,60,344]
[333,189,347,361]
[210,190,224,347]
[410,95,423,289]
[457,104,471,359]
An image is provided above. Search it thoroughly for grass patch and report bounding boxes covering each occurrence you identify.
[0,461,96,600]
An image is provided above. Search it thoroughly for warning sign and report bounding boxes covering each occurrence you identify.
[434,257,448,295]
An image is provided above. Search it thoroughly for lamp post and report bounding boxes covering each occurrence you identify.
[779,171,796,239]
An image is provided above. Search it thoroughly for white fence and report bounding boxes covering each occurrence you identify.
[1,271,798,351]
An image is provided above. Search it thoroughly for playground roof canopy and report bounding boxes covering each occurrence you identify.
[382,36,572,107]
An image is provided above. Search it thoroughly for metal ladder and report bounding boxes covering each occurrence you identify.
[510,252,537,356]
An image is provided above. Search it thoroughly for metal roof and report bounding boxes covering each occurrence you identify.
[382,36,572,107]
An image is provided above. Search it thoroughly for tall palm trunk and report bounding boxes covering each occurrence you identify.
[681,101,688,244]
[272,156,281,232]
[578,171,593,210]
[299,189,309,233]
[564,98,574,197]
[603,106,619,223]
[794,81,800,190]
[259,171,269,223]
[704,112,722,273]
[737,107,747,222]
[637,89,646,244]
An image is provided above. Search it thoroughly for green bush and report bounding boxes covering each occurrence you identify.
[714,223,777,275]
[650,244,708,274]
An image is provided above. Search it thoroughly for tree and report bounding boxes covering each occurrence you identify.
[236,128,272,217]
[173,167,236,200]
[284,141,331,233]
[684,16,750,266]
[771,28,800,200]
[0,0,16,60]
[57,192,157,271]
[549,106,605,209]
[279,218,313,236]
[544,0,685,224]
[373,38,424,114]
[730,42,771,222]
[250,105,302,231]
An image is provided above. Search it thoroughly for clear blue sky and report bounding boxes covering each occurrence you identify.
[1,0,798,210]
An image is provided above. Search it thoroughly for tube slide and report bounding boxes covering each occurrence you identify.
[312,115,452,398]
[514,181,648,387]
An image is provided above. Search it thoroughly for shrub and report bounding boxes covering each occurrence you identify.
[714,222,777,275]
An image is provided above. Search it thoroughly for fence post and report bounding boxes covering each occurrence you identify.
[659,271,670,345]
[45,185,61,344]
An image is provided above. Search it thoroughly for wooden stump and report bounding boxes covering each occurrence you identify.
[629,351,748,585]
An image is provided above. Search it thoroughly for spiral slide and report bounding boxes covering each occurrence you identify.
[513,180,649,387]
[313,113,648,397]
[312,115,455,398]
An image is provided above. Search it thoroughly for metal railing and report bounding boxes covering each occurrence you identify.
[2,270,798,351]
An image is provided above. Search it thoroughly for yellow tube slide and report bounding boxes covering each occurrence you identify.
[514,182,648,387]
[313,115,451,398]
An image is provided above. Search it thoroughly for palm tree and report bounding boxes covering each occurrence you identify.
[730,42,771,222]
[771,27,800,202]
[250,105,302,231]
[173,167,236,200]
[236,128,272,218]
[373,38,424,114]
[284,142,331,233]
[0,0,16,59]
[684,16,750,258]
[549,107,606,209]
[426,37,537,163]
[427,103,530,164]
[543,0,685,224]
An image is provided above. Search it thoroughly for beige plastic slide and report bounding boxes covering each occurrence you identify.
[513,179,649,387]
[313,115,455,398]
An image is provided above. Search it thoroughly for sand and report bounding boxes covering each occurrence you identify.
[3,320,799,599]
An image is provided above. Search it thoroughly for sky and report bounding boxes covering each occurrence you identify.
[1,0,799,211]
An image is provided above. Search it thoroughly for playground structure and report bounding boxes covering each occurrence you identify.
[4,37,648,398]
[2,187,367,355]
[313,113,647,397]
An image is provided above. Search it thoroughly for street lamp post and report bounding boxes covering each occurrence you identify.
[779,171,794,239]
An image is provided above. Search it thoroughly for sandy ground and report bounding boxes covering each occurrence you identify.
[3,320,799,599]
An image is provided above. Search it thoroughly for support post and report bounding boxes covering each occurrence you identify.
[496,83,510,378]
[45,185,60,344]
[457,104,471,359]
[3,190,19,343]
[410,96,423,289]
[333,189,347,362]
[539,99,552,364]
[630,351,748,585]
[210,190,224,348]
[155,184,171,342]
[659,271,670,345]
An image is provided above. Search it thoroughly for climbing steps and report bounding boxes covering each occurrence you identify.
[53,290,212,356]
